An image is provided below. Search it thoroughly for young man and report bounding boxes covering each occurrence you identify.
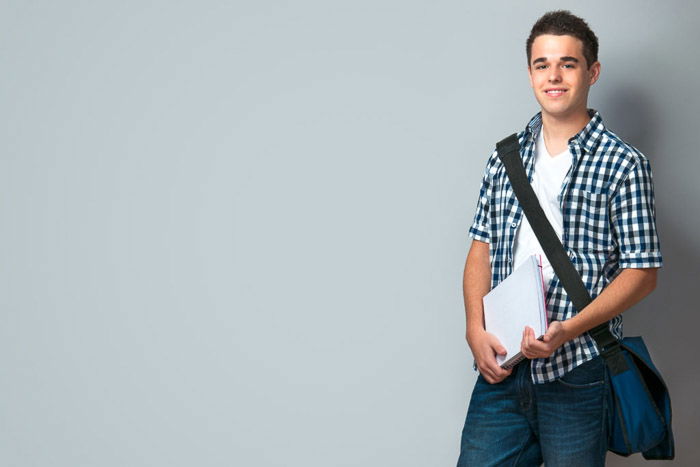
[456,11,662,467]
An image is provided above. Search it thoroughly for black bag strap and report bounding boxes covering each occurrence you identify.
[495,133,619,356]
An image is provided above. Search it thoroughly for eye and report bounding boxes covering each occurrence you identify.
[535,64,548,70]
[562,64,575,69]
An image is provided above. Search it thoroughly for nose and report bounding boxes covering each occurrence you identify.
[548,67,562,83]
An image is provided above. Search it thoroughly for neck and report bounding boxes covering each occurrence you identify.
[540,108,591,144]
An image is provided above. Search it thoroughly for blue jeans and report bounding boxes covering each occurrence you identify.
[456,356,609,467]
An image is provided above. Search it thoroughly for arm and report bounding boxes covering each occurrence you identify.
[523,155,662,358]
[521,267,658,358]
[464,239,512,383]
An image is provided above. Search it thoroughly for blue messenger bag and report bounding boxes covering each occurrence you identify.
[496,134,674,460]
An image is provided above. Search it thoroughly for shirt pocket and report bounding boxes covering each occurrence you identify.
[565,188,613,253]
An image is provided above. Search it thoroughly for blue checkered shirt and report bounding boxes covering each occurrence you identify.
[468,109,663,383]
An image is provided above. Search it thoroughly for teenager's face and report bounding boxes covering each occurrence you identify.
[528,34,600,120]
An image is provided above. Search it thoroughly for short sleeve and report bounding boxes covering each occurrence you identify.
[468,150,497,244]
[610,157,663,268]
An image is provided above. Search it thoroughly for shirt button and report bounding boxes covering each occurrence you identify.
[511,222,517,228]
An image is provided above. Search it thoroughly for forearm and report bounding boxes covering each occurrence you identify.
[463,240,492,342]
[463,240,513,382]
[561,268,659,340]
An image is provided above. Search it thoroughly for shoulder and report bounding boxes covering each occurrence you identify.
[484,130,528,175]
[597,128,651,176]
[581,127,655,192]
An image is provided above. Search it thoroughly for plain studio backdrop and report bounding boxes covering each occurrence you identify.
[1,1,698,466]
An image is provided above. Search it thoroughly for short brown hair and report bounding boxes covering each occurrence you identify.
[526,10,599,68]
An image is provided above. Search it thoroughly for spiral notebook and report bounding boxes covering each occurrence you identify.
[483,254,549,369]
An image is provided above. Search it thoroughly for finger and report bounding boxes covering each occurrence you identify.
[527,326,537,345]
[528,338,550,352]
[524,330,547,359]
[489,335,508,356]
[494,367,512,382]
[530,339,554,358]
[491,360,512,378]
[529,327,538,343]
[542,325,556,342]
[484,362,501,378]
[524,327,533,351]
[478,364,496,383]
[497,367,512,379]
[485,361,506,379]
[520,334,528,358]
[486,345,507,369]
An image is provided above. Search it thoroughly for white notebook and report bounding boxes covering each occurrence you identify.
[483,254,549,369]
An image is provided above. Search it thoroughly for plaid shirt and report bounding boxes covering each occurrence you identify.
[468,109,663,383]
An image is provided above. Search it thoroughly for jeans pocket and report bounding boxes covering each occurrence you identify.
[555,357,606,388]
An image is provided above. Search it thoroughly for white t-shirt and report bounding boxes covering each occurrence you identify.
[512,128,573,286]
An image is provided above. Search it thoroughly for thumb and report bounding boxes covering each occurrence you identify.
[542,322,559,342]
[542,330,552,342]
[496,346,507,355]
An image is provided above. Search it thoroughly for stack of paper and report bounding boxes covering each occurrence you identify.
[483,254,549,369]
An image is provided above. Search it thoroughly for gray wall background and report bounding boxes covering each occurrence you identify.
[1,1,697,466]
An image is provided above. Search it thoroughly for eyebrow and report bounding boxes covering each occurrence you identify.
[532,56,580,65]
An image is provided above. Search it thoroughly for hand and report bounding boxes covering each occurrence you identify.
[467,329,513,384]
[520,321,570,359]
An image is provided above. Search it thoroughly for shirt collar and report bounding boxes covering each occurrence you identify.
[524,109,606,155]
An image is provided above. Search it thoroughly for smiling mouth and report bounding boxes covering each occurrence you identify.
[544,89,567,96]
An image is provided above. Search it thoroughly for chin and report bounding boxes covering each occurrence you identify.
[540,104,575,118]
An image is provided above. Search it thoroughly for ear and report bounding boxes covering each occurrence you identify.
[588,61,601,86]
